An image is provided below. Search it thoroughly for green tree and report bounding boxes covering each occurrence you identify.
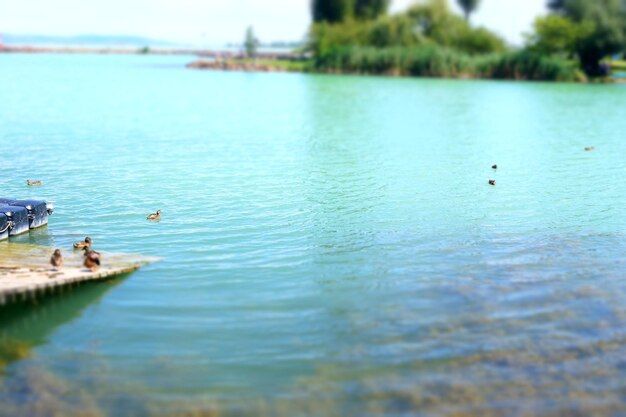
[456,0,480,21]
[309,0,505,58]
[312,0,355,23]
[547,0,626,75]
[407,0,503,54]
[456,26,506,54]
[407,0,458,39]
[244,26,259,58]
[528,14,594,56]
[367,15,423,47]
[355,0,390,20]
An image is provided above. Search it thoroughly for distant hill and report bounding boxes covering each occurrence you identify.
[1,34,176,47]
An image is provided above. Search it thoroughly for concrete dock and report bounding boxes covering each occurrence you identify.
[0,243,159,305]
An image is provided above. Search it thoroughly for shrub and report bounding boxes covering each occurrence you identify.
[314,46,579,81]
[454,27,506,55]
[476,50,579,81]
[314,45,474,77]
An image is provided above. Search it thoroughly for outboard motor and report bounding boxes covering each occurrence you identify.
[7,200,51,229]
[0,213,9,241]
[0,206,29,236]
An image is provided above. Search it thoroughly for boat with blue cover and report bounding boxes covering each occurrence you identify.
[0,213,9,241]
[0,206,29,236]
[0,198,54,238]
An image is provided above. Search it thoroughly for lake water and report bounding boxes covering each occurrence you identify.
[1,54,626,416]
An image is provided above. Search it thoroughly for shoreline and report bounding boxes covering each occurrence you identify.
[0,45,202,55]
[2,46,623,83]
[187,58,626,84]
[186,58,307,73]
[0,45,302,59]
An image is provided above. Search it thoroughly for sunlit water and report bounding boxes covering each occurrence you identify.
[1,54,626,416]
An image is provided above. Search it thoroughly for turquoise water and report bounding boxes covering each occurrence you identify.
[1,53,626,416]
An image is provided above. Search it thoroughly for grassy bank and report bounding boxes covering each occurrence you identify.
[302,0,626,82]
[314,46,582,81]
[187,58,310,73]
[242,58,310,72]
[608,59,626,72]
[187,51,583,82]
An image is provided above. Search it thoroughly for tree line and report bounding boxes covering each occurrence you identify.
[532,0,626,75]
[313,0,481,23]
[312,0,390,23]
[308,0,626,79]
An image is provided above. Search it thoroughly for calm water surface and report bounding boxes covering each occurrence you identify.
[1,54,626,416]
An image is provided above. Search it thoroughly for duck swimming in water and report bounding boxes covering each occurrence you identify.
[147,210,161,220]
[488,180,496,186]
[50,249,64,270]
[584,146,595,151]
[26,180,43,186]
[74,237,92,249]
[491,164,498,170]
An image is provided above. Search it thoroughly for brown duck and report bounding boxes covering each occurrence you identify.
[50,249,64,270]
[74,237,92,249]
[83,246,101,257]
[83,249,101,272]
[147,210,161,220]
[26,180,43,186]
[488,180,496,186]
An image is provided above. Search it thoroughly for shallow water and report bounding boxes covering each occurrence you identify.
[1,53,626,416]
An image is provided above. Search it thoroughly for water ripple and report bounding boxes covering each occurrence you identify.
[1,55,626,416]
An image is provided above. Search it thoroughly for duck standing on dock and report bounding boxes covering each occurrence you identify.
[74,237,92,249]
[83,248,101,272]
[26,180,43,186]
[83,246,101,257]
[50,249,64,270]
[147,210,161,220]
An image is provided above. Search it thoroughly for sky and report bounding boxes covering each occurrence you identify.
[0,0,547,46]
